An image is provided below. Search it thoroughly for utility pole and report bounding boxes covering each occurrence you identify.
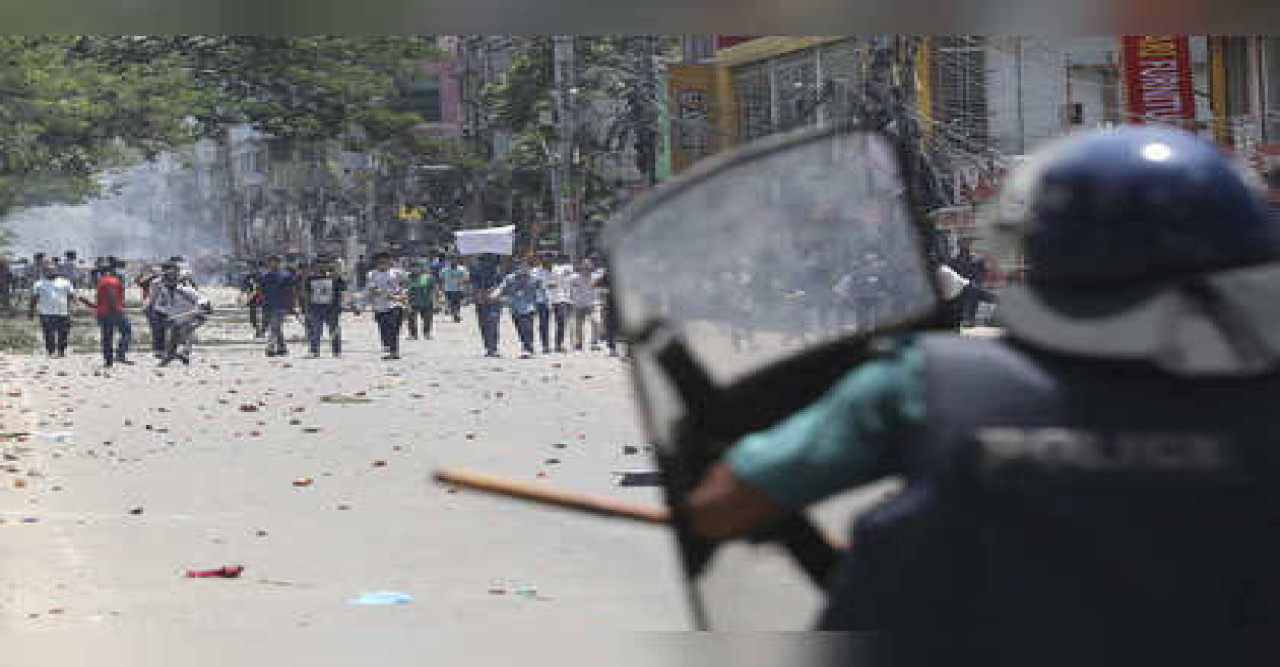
[1015,36,1026,155]
[553,36,579,262]
[642,35,661,186]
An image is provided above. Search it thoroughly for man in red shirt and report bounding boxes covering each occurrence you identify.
[85,257,134,367]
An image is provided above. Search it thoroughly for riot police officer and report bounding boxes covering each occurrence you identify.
[686,127,1280,656]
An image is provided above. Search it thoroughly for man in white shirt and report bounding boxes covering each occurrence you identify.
[28,266,75,357]
[365,251,408,360]
[545,254,574,353]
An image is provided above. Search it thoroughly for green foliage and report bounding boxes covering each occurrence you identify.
[76,36,440,143]
[0,36,200,223]
[0,36,456,247]
[480,36,675,213]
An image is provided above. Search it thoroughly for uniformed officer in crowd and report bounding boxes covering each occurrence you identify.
[684,127,1280,658]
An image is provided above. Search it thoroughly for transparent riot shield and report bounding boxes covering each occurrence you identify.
[607,126,938,630]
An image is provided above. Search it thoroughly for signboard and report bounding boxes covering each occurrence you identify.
[1121,35,1197,124]
[454,225,514,255]
[716,36,760,50]
[667,64,720,173]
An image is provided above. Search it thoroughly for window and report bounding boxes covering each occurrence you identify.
[677,89,710,150]
[405,75,443,123]
[775,54,818,132]
[735,64,773,142]
[1265,37,1280,141]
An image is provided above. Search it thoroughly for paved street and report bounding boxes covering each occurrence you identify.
[0,298,692,633]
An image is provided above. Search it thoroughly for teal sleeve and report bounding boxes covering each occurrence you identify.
[724,343,925,511]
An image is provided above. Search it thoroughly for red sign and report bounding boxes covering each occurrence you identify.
[1121,36,1197,124]
[716,36,759,50]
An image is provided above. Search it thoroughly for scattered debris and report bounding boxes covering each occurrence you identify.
[258,579,300,587]
[613,471,664,487]
[186,565,244,579]
[348,591,413,606]
[320,395,373,405]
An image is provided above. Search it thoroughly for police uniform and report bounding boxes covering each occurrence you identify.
[720,127,1280,658]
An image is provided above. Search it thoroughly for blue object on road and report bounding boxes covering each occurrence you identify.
[348,591,414,606]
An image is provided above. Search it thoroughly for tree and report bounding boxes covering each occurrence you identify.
[73,36,440,144]
[478,36,676,240]
[1,36,477,256]
[0,36,205,225]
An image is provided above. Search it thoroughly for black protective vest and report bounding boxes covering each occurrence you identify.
[820,334,1280,651]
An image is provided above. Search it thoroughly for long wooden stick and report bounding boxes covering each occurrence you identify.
[434,468,671,525]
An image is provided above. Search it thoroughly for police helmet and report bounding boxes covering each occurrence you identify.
[991,127,1280,376]
[994,126,1276,283]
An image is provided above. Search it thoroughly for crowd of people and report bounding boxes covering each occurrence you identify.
[19,253,210,367]
[238,251,620,361]
[4,238,994,369]
[9,247,623,369]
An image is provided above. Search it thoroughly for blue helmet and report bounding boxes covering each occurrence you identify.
[999,126,1278,284]
[994,128,1280,377]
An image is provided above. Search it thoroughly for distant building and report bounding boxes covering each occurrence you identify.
[408,36,465,139]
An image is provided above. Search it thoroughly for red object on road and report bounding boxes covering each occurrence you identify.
[186,565,244,579]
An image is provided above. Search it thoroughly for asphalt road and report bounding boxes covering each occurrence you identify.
[1,296,988,656]
[1,297,694,639]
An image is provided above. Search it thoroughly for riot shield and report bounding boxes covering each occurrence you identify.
[607,126,938,630]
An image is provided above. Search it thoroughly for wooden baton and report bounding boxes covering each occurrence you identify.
[434,468,670,525]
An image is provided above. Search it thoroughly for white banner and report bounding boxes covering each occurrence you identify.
[454,225,515,255]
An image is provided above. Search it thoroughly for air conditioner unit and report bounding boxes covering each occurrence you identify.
[1060,103,1085,127]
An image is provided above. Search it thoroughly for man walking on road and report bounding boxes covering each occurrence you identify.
[405,261,438,341]
[366,251,408,360]
[28,265,74,358]
[259,255,296,357]
[546,255,574,353]
[300,256,346,358]
[494,259,541,358]
[439,256,469,323]
[240,261,266,338]
[950,239,988,326]
[355,255,370,290]
[149,264,210,367]
[594,264,619,357]
[136,265,168,357]
[530,255,554,354]
[0,258,12,315]
[568,260,598,352]
[85,258,133,367]
[471,254,503,358]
